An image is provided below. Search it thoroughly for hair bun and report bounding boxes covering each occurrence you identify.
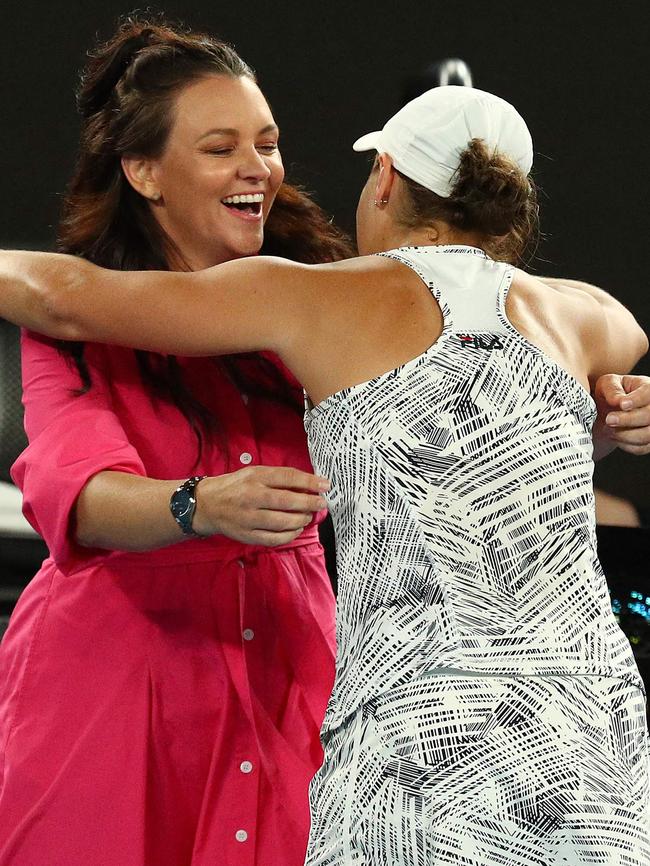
[450,139,533,237]
[77,25,157,118]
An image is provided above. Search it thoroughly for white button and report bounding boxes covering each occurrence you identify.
[239,452,253,465]
[236,559,245,569]
[243,628,255,641]
[240,760,253,774]
[241,394,249,405]
[235,829,248,843]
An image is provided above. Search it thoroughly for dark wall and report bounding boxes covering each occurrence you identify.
[2,0,649,503]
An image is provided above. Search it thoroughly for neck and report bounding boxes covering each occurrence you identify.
[383,221,484,251]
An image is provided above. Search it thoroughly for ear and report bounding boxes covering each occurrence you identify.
[121,156,162,202]
[374,153,397,206]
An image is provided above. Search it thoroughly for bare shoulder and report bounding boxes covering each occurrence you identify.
[212,253,399,294]
[250,253,426,325]
[309,252,428,295]
[508,267,647,383]
[509,269,595,313]
[507,268,612,340]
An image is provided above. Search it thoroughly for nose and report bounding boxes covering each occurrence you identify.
[237,146,272,182]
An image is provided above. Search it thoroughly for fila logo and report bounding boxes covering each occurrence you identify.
[457,334,504,351]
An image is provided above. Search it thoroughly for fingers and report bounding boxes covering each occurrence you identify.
[594,373,627,410]
[614,441,650,455]
[251,528,308,547]
[597,376,650,456]
[252,465,330,493]
[594,374,650,411]
[618,375,650,410]
[261,488,328,513]
[606,405,650,431]
[607,425,650,454]
[253,509,313,533]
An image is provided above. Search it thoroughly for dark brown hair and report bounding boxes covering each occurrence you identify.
[395,138,539,265]
[57,14,353,451]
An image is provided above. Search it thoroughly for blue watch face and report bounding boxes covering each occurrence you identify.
[171,488,195,525]
[170,477,205,536]
[172,495,192,519]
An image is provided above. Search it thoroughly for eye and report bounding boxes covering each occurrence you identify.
[257,143,279,154]
[206,147,235,156]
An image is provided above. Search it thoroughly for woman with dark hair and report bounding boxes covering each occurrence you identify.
[2,85,649,864]
[0,16,352,866]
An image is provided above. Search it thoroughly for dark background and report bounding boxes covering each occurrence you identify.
[1,0,649,505]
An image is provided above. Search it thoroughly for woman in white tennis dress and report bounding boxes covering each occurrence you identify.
[1,86,648,864]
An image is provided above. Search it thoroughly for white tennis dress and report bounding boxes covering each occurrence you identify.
[304,246,650,865]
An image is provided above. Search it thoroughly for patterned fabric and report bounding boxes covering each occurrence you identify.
[304,246,650,865]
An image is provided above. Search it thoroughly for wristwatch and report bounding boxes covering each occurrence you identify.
[170,475,207,538]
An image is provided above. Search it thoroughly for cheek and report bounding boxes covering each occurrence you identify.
[263,158,285,216]
[270,156,285,192]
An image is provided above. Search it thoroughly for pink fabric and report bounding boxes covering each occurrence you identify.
[0,333,336,866]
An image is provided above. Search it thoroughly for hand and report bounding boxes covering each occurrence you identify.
[192,466,330,547]
[593,374,650,457]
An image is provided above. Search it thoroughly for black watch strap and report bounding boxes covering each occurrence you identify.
[170,475,207,538]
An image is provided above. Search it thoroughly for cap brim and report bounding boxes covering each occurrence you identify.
[352,131,381,152]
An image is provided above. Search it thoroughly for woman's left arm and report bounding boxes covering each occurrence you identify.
[5,251,650,458]
[0,250,314,356]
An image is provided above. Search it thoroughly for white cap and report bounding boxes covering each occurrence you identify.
[353,86,533,198]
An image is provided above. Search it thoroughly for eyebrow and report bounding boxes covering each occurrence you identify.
[196,123,279,142]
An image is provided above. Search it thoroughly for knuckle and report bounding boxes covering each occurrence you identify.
[260,490,277,510]
[274,492,291,510]
[269,513,288,531]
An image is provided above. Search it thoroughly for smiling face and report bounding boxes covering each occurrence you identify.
[144,75,284,270]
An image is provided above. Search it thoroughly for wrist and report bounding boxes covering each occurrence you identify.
[169,475,208,538]
[191,475,221,538]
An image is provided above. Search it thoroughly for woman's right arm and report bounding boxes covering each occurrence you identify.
[14,334,327,565]
[76,466,328,551]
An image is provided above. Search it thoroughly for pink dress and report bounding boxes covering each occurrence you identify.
[0,332,336,866]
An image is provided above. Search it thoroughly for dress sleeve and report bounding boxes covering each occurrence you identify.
[10,331,147,567]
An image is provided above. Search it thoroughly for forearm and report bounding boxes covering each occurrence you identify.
[74,470,190,552]
[74,465,330,552]
[0,250,87,338]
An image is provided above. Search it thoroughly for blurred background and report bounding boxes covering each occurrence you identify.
[1,0,649,677]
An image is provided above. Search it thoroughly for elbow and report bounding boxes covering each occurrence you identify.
[627,317,649,367]
[31,259,91,342]
[32,286,77,340]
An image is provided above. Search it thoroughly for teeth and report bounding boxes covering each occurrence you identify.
[222,193,264,204]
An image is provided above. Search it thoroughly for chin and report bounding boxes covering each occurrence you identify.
[213,232,263,263]
[237,238,264,258]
